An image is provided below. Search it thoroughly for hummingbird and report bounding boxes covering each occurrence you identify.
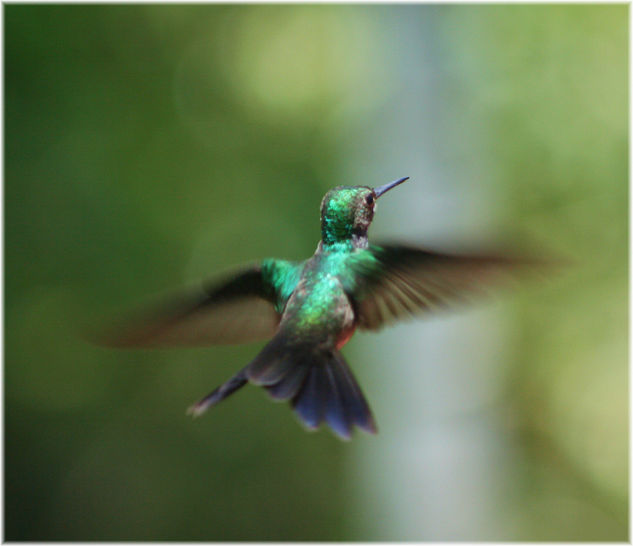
[105,176,525,440]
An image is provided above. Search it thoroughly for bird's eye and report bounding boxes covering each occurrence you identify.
[366,194,375,206]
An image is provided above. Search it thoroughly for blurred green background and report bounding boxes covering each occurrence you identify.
[5,4,627,541]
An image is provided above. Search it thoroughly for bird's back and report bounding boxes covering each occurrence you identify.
[279,250,356,347]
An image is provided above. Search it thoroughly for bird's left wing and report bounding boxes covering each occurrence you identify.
[348,244,530,331]
[100,260,302,347]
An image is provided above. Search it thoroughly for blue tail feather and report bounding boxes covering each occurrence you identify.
[191,333,377,439]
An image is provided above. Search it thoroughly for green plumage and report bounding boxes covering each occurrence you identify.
[261,259,302,314]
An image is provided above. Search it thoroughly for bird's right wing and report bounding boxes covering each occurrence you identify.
[348,244,533,331]
[99,260,302,347]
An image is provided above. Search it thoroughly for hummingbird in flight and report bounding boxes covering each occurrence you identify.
[105,176,525,440]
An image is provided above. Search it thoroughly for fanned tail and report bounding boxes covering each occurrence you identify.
[189,334,377,440]
[247,335,377,440]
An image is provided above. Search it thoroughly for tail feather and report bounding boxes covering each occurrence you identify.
[287,351,376,439]
[276,347,376,439]
[323,360,352,439]
[332,355,378,434]
[247,338,299,385]
[266,360,311,400]
[190,334,377,439]
[187,367,248,417]
[292,364,328,430]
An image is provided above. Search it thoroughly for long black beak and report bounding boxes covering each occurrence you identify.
[374,176,409,198]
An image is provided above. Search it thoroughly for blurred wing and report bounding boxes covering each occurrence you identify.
[101,266,281,347]
[352,244,529,331]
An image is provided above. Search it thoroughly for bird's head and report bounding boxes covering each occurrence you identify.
[320,177,409,248]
